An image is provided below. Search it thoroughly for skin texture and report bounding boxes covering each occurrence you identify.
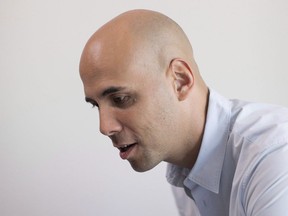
[79,9,209,172]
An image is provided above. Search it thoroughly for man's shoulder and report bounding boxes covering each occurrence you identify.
[229,99,288,143]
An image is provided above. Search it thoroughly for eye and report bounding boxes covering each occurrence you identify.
[111,95,134,108]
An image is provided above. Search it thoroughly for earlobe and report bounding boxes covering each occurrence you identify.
[170,58,194,101]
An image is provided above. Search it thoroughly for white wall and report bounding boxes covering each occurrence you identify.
[1,1,288,216]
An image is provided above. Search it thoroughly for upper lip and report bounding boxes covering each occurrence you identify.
[113,142,137,149]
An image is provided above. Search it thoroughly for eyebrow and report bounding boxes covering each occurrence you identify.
[101,86,125,97]
[84,86,126,106]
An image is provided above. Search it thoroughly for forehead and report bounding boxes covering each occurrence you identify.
[80,51,161,101]
[79,28,167,100]
[81,44,139,84]
[80,33,140,79]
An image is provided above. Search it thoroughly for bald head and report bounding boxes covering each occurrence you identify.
[79,10,209,170]
[80,9,200,81]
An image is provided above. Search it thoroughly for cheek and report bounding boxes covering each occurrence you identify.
[123,82,178,142]
[120,104,161,142]
[136,96,177,140]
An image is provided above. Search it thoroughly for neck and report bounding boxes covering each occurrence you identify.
[176,86,209,169]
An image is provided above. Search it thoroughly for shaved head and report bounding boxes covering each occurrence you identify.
[79,9,208,171]
[80,9,200,82]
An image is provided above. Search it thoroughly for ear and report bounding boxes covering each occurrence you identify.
[169,58,194,101]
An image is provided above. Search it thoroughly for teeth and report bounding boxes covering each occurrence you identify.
[120,145,128,149]
[119,144,135,153]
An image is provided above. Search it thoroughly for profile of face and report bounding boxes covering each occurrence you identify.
[80,40,183,172]
[80,10,205,172]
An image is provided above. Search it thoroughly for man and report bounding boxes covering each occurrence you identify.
[79,9,288,216]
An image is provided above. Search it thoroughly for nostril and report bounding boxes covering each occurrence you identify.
[98,107,123,136]
[99,116,122,136]
[107,130,120,137]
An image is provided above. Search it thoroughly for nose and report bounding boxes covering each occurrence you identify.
[99,108,122,136]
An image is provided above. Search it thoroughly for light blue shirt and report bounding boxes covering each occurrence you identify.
[167,89,288,216]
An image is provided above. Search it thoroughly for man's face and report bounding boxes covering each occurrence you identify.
[80,42,180,172]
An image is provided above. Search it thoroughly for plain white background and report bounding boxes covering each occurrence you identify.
[1,0,288,215]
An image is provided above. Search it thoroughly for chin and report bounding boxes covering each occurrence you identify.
[129,160,159,173]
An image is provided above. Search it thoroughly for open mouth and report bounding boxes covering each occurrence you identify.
[118,143,136,153]
[118,143,137,160]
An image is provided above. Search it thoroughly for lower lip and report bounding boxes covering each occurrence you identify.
[119,144,136,160]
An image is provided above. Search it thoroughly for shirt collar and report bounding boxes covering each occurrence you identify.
[186,89,231,193]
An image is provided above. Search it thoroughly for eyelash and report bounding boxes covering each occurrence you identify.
[111,95,134,108]
[88,95,135,109]
[91,103,98,109]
